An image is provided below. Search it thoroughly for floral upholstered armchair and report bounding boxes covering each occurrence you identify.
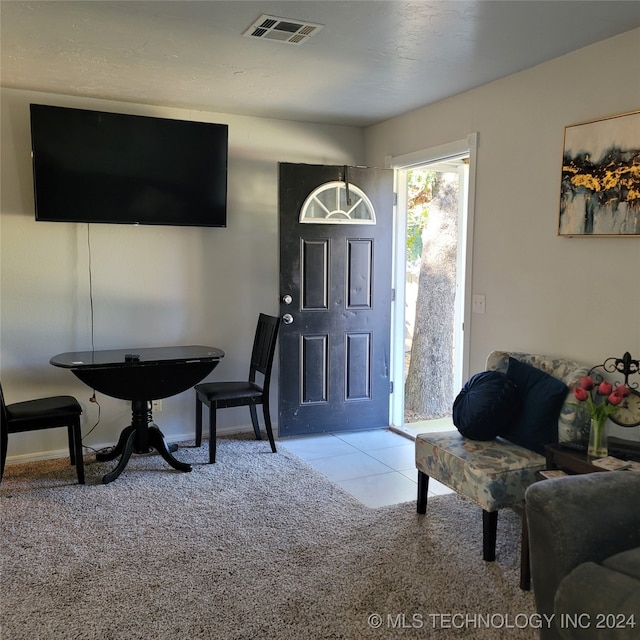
[415,351,592,588]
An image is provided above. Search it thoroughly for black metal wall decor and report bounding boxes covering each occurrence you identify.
[589,352,640,427]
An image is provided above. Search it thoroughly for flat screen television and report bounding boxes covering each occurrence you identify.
[29,104,228,227]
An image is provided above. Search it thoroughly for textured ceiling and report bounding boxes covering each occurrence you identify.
[2,1,639,127]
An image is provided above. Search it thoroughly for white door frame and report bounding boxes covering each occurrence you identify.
[387,133,478,427]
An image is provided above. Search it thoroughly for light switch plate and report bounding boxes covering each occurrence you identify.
[472,294,486,314]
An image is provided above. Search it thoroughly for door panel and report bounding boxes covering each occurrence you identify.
[346,332,371,399]
[302,240,329,309]
[301,335,328,403]
[347,240,372,308]
[278,163,393,436]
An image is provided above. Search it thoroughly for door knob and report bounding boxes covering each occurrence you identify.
[282,313,294,325]
[282,294,293,305]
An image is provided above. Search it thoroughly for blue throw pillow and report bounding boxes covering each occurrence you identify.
[453,371,521,441]
[500,357,568,455]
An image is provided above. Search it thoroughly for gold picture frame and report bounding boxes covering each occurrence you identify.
[558,110,640,237]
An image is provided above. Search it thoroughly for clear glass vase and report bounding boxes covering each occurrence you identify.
[588,416,608,458]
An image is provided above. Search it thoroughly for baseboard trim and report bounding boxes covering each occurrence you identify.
[3,425,268,468]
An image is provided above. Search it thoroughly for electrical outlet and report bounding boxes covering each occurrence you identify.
[472,294,486,314]
[152,400,162,412]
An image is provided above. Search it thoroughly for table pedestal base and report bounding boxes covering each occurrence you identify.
[96,400,191,484]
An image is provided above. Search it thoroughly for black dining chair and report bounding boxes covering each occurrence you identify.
[195,314,280,463]
[1,381,85,484]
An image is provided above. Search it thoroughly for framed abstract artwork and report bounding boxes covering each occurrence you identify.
[558,110,640,236]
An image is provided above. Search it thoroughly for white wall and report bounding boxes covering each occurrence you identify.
[1,88,364,462]
[365,29,640,440]
[4,29,640,463]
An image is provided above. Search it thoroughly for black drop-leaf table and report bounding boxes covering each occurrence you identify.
[51,346,225,483]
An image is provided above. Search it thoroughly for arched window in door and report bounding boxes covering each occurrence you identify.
[300,181,376,224]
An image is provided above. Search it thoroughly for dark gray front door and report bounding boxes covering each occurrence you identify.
[278,163,394,436]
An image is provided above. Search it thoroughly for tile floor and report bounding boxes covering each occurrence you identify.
[279,427,453,508]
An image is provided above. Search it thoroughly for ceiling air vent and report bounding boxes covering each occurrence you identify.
[243,15,324,45]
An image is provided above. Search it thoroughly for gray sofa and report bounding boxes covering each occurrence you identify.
[526,472,640,639]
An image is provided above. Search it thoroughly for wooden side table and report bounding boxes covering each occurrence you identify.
[544,443,607,475]
[521,444,606,590]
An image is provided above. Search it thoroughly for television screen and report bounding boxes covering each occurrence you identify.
[29,104,228,227]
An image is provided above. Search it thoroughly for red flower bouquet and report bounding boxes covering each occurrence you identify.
[573,376,629,421]
[572,376,629,456]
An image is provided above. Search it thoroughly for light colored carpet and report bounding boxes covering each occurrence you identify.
[1,436,537,639]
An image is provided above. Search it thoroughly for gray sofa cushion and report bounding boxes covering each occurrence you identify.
[555,559,640,639]
[604,548,640,581]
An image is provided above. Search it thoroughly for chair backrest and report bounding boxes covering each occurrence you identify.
[486,351,592,443]
[0,382,9,457]
[0,381,8,427]
[249,314,281,389]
